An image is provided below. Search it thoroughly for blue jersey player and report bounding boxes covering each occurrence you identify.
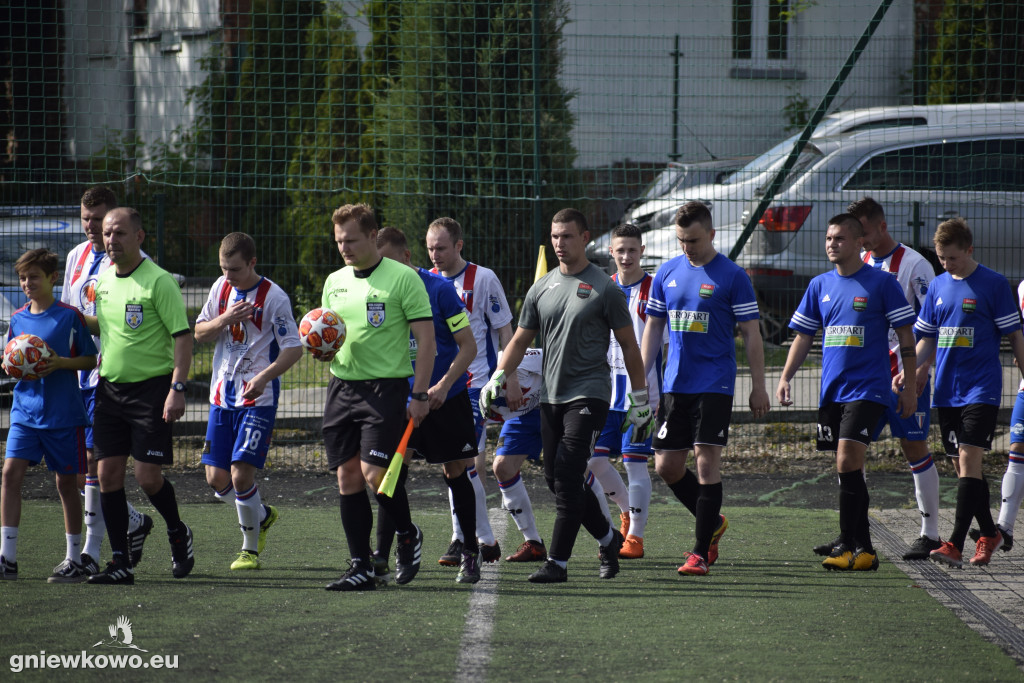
[641,202,770,577]
[910,218,1024,569]
[777,213,917,572]
[374,227,483,585]
[1,249,97,582]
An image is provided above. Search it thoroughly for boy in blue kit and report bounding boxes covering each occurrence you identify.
[777,214,917,571]
[641,202,770,576]
[909,218,1024,568]
[1,249,98,582]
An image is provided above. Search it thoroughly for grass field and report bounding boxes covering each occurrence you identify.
[3,500,1022,681]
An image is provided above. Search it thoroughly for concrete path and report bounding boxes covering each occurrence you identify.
[874,508,1024,670]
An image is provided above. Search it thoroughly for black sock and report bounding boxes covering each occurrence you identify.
[667,469,699,516]
[580,482,612,542]
[445,470,478,554]
[950,477,979,551]
[374,466,406,558]
[375,503,396,559]
[100,488,130,560]
[974,475,997,537]
[147,478,183,533]
[339,491,373,561]
[694,482,723,558]
[837,471,863,549]
[853,473,872,551]
[375,465,413,536]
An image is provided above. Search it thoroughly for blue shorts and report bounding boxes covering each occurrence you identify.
[82,387,96,449]
[201,405,277,470]
[1011,391,1024,445]
[5,423,87,474]
[593,410,654,458]
[496,410,542,461]
[468,387,485,443]
[872,382,931,442]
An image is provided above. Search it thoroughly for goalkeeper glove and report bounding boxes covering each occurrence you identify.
[478,369,505,416]
[621,387,655,443]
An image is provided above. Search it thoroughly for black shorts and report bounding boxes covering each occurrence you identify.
[92,375,174,465]
[816,400,887,452]
[410,390,478,465]
[652,393,733,451]
[938,404,999,456]
[322,376,409,470]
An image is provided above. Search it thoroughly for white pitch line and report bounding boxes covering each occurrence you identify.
[454,508,509,683]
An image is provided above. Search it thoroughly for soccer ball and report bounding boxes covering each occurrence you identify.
[3,333,54,381]
[298,308,346,358]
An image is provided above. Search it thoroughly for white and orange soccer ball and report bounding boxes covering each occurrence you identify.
[298,308,346,358]
[2,333,54,381]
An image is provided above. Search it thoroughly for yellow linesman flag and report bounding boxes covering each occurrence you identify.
[534,245,548,282]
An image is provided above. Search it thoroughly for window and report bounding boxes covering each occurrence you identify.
[843,138,1024,192]
[733,0,789,62]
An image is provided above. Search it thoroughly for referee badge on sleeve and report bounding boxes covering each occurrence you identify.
[367,302,385,327]
[125,303,143,329]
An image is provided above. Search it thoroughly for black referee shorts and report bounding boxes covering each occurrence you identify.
[92,374,174,464]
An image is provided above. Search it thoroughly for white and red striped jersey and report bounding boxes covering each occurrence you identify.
[61,241,148,389]
[431,262,513,389]
[195,276,302,409]
[607,272,666,412]
[862,243,935,376]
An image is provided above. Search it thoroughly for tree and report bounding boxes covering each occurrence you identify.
[284,4,363,289]
[927,0,1023,103]
[370,0,579,278]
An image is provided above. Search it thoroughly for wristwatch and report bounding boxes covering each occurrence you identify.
[410,392,429,401]
[171,381,187,392]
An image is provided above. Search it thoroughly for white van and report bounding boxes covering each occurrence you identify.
[588,102,1024,272]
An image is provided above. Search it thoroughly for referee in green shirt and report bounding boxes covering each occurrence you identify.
[84,207,194,585]
[320,204,436,592]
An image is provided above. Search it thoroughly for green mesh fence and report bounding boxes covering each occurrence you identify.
[1,0,1022,467]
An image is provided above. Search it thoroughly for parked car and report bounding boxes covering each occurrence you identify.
[587,102,1024,273]
[621,157,753,218]
[737,121,1024,341]
[0,206,84,389]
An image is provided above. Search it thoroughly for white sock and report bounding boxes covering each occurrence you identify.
[997,456,1024,534]
[468,466,495,545]
[235,484,263,552]
[549,557,568,569]
[498,473,541,543]
[908,453,941,540]
[83,477,105,561]
[587,470,612,525]
[1,526,18,564]
[126,502,145,534]
[215,483,236,504]
[65,533,82,562]
[624,456,653,539]
[589,455,629,513]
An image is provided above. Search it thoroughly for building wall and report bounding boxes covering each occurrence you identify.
[563,0,915,167]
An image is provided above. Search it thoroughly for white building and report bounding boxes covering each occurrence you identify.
[61,0,916,170]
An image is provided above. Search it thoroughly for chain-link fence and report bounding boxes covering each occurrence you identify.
[1,0,1022,467]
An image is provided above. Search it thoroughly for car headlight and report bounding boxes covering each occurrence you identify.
[651,206,679,230]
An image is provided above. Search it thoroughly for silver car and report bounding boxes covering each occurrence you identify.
[588,102,1024,274]
[738,122,1024,337]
